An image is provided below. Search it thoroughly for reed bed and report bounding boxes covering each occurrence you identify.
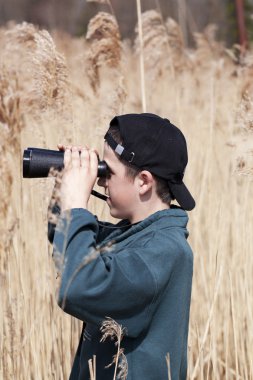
[0,10,252,379]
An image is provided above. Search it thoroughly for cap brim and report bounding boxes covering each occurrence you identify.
[169,182,195,211]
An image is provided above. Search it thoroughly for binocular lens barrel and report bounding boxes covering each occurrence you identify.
[23,147,108,178]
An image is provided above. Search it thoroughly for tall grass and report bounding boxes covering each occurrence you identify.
[0,11,253,379]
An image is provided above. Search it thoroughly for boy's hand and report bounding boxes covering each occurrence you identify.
[58,144,98,212]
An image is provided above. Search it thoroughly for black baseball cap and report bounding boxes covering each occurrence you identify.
[104,113,195,211]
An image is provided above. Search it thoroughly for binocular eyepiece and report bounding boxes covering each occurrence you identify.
[23,147,108,179]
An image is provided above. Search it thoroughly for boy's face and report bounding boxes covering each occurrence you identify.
[97,142,139,221]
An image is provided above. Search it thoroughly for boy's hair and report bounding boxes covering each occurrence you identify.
[107,125,174,205]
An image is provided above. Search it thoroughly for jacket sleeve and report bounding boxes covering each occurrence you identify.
[48,203,119,244]
[53,208,158,337]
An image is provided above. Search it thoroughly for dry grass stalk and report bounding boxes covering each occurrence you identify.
[135,0,146,112]
[100,317,128,380]
[165,353,172,380]
[190,265,223,379]
[58,243,114,309]
[86,12,121,93]
[88,355,97,380]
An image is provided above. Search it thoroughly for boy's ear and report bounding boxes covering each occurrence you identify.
[137,170,154,195]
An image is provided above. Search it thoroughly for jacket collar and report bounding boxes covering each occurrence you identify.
[100,206,188,247]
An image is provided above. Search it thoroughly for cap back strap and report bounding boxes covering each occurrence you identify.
[104,132,135,163]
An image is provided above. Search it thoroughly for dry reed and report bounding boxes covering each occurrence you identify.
[165,17,186,70]
[0,69,24,255]
[86,12,121,93]
[0,11,253,380]
[193,24,225,64]
[100,317,128,380]
[0,22,70,115]
[134,10,169,80]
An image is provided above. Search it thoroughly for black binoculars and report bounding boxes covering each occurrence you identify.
[23,147,108,178]
[22,147,109,201]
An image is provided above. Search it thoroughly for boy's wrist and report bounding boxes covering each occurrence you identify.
[61,203,88,213]
[61,194,89,213]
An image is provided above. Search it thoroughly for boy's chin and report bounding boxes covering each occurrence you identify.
[109,207,127,220]
[109,210,123,220]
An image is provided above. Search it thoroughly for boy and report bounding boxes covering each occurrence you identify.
[52,113,195,380]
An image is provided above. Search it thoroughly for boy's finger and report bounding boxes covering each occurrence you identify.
[77,145,85,152]
[90,150,98,176]
[57,144,65,151]
[80,147,89,169]
[71,146,80,168]
[90,147,98,155]
[64,148,71,169]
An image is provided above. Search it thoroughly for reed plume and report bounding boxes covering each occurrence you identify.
[0,69,24,251]
[134,10,169,77]
[165,17,186,70]
[134,11,188,93]
[85,11,126,128]
[0,70,24,146]
[193,24,224,64]
[86,12,121,93]
[1,22,70,114]
[100,317,128,380]
[235,92,253,176]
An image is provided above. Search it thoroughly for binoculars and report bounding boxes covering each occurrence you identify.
[22,147,109,201]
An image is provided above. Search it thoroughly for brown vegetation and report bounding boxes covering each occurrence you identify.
[0,9,252,379]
